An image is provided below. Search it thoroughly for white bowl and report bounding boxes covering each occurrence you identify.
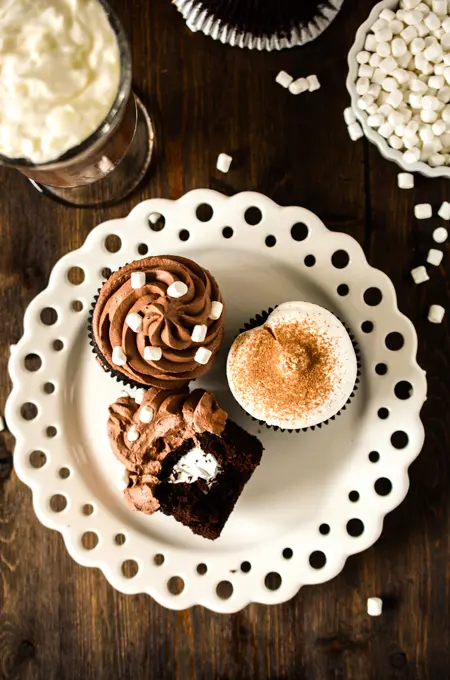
[346,0,450,179]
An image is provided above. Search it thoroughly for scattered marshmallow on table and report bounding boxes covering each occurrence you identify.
[344,107,357,125]
[414,202,432,218]
[216,153,232,173]
[307,75,320,92]
[411,265,430,283]
[275,71,293,88]
[367,597,383,617]
[437,200,450,219]
[348,121,364,141]
[427,248,444,265]
[433,226,449,242]
[289,78,309,95]
[428,304,446,323]
[398,172,415,188]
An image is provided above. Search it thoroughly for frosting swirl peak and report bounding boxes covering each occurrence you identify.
[92,256,225,388]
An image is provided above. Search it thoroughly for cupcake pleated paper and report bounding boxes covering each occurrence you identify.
[172,0,344,51]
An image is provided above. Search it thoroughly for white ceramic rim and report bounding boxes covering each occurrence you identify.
[6,189,427,613]
[173,0,344,51]
[346,0,450,179]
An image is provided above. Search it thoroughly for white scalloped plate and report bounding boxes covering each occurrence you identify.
[6,190,427,613]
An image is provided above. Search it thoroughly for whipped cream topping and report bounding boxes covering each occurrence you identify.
[169,446,221,486]
[0,0,120,164]
[227,301,358,430]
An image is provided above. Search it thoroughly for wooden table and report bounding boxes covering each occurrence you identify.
[1,1,449,678]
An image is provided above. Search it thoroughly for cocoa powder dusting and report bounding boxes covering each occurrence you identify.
[229,321,338,422]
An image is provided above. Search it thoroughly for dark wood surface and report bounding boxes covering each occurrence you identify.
[1,0,449,678]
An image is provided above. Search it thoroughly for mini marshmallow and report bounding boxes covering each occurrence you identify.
[432,119,446,135]
[357,50,370,64]
[367,597,383,617]
[404,132,419,148]
[404,148,421,163]
[380,56,397,73]
[428,304,446,323]
[112,346,127,366]
[289,78,309,95]
[380,8,395,21]
[410,77,427,92]
[134,389,145,405]
[344,107,356,125]
[444,66,450,84]
[359,64,374,78]
[421,109,438,122]
[422,95,439,110]
[414,203,432,218]
[424,43,443,62]
[167,281,188,298]
[127,426,140,443]
[366,104,378,115]
[210,301,224,320]
[139,406,154,424]
[307,74,320,92]
[410,37,425,54]
[368,113,385,128]
[131,271,146,289]
[369,53,382,67]
[216,153,232,173]
[397,50,412,67]
[191,324,208,343]
[144,346,163,361]
[441,33,450,49]
[388,111,405,127]
[275,71,293,88]
[411,265,430,283]
[409,92,423,108]
[377,41,391,57]
[356,77,370,95]
[389,134,403,149]
[432,0,447,15]
[365,34,377,51]
[398,172,414,188]
[435,62,447,75]
[125,312,143,333]
[401,25,418,43]
[379,122,394,138]
[382,76,398,91]
[392,37,407,56]
[404,10,423,26]
[429,74,444,89]
[372,68,386,84]
[375,27,393,43]
[442,106,450,123]
[348,122,364,141]
[429,152,446,166]
[368,83,381,97]
[419,124,435,142]
[195,347,212,365]
[427,248,444,265]
[393,67,410,84]
[387,89,403,108]
[433,226,449,242]
[438,201,450,219]
[424,12,441,32]
[372,18,388,33]
[443,16,450,32]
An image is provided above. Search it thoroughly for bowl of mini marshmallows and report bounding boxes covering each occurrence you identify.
[347,0,450,178]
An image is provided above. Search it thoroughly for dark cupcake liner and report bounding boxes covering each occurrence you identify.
[173,0,343,52]
[237,307,362,434]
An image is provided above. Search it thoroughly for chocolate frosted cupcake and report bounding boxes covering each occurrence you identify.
[90,255,225,389]
[227,302,358,431]
[172,0,343,51]
[108,387,263,539]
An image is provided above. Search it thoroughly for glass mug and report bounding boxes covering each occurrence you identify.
[0,0,154,207]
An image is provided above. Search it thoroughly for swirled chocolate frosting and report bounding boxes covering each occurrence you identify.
[92,256,225,388]
[108,387,228,514]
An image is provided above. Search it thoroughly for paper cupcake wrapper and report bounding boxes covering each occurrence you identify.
[173,0,344,51]
[238,307,361,433]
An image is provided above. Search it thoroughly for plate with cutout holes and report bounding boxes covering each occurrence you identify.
[6,189,427,613]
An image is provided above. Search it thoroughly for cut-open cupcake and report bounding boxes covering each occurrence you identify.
[108,386,263,540]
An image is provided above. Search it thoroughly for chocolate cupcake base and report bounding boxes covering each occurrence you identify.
[173,0,344,52]
[236,307,361,433]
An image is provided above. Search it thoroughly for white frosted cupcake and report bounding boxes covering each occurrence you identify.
[227,302,358,431]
